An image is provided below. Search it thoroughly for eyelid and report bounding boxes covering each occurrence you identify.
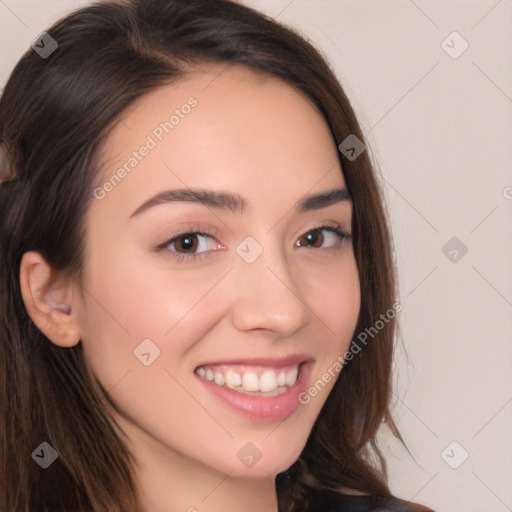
[155,221,351,262]
[154,222,223,250]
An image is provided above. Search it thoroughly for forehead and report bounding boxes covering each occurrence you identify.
[92,63,346,219]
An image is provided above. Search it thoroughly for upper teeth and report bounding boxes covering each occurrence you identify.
[195,364,299,393]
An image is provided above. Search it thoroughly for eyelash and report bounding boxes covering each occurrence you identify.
[155,223,351,263]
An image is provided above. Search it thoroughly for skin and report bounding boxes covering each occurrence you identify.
[20,63,361,512]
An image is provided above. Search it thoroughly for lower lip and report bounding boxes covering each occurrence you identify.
[195,362,313,422]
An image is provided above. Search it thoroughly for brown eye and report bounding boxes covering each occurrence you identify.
[297,229,324,248]
[163,232,214,256]
[155,225,225,264]
[173,233,200,253]
[296,226,349,249]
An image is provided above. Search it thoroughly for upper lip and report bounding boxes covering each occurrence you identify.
[196,354,313,369]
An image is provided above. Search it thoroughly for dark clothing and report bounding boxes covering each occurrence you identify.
[308,489,435,512]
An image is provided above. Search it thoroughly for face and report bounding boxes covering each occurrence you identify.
[77,63,360,478]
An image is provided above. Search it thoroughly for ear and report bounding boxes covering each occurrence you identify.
[19,251,81,347]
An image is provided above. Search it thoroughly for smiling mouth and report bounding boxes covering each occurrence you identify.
[194,362,304,397]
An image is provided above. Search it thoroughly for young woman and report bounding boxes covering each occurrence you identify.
[0,1,435,511]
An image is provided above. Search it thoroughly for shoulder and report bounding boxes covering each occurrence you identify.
[307,489,436,512]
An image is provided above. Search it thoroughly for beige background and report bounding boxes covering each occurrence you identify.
[1,1,511,511]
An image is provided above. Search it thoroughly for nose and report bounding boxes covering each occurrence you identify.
[230,239,311,336]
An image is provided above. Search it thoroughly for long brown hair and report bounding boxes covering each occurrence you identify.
[0,1,401,510]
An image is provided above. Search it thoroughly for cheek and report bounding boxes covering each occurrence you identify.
[79,244,360,393]
[78,249,235,389]
[301,254,361,404]
[303,254,361,350]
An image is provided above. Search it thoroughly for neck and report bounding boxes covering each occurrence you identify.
[114,413,279,512]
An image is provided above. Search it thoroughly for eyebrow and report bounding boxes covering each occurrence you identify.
[128,186,351,219]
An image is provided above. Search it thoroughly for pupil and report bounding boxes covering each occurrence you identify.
[180,234,197,252]
[305,230,322,248]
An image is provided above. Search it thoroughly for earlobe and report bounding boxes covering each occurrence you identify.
[19,251,81,347]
